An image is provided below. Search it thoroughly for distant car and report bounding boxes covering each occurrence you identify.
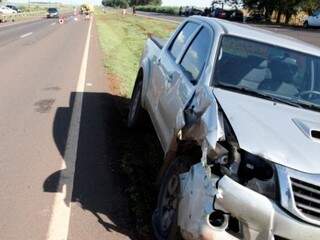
[47,8,59,18]
[212,8,243,22]
[6,5,21,13]
[0,5,17,15]
[245,12,265,23]
[304,10,320,28]
[181,6,203,17]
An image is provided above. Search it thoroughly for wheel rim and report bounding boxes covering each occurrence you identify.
[128,83,141,123]
[159,174,179,234]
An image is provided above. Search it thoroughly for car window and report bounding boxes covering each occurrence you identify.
[48,8,57,12]
[169,22,198,60]
[313,10,320,16]
[180,27,211,83]
[214,35,320,109]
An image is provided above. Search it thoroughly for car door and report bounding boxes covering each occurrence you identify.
[315,12,320,26]
[309,11,320,26]
[146,21,200,148]
[157,25,214,152]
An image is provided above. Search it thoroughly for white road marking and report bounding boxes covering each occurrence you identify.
[45,17,93,240]
[136,13,180,24]
[20,32,33,38]
[51,22,56,26]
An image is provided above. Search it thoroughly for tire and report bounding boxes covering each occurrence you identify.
[303,21,309,29]
[152,156,192,240]
[127,80,144,128]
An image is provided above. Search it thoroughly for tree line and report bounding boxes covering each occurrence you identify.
[216,0,320,23]
[102,0,320,24]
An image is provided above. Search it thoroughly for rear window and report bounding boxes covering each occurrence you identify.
[169,22,198,60]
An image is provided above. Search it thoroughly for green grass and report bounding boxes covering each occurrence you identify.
[136,5,180,15]
[95,10,177,237]
[95,9,177,97]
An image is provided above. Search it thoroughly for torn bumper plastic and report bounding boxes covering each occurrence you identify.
[212,176,320,240]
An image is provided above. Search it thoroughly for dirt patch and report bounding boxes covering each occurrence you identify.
[114,103,163,239]
[106,72,123,96]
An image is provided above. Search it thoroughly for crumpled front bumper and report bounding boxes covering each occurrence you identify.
[200,176,320,240]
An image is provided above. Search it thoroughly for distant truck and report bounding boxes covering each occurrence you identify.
[80,4,94,15]
[128,16,320,240]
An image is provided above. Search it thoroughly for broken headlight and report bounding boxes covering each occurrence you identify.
[238,151,279,201]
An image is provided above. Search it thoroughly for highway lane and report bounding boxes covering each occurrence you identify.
[0,16,131,240]
[0,15,73,47]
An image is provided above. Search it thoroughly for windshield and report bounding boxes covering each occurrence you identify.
[214,35,320,110]
[48,8,57,13]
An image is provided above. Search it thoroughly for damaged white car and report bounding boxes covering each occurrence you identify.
[128,16,320,240]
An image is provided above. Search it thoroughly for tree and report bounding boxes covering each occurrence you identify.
[128,0,161,6]
[243,0,320,23]
[299,0,320,14]
[243,0,278,21]
[212,0,240,10]
[101,0,129,8]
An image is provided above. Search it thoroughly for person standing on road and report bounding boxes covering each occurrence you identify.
[133,5,136,15]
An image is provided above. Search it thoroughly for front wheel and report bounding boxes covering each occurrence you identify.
[152,157,192,240]
[127,80,143,128]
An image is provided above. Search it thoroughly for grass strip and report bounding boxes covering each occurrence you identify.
[95,9,177,97]
[95,9,178,238]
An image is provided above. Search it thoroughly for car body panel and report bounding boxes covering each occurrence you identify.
[214,88,320,174]
[308,11,320,27]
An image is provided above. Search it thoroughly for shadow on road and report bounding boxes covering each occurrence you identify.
[43,91,163,239]
[43,92,134,238]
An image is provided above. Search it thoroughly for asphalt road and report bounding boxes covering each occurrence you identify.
[136,11,320,47]
[0,15,131,240]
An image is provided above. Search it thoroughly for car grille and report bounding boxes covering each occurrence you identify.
[291,177,320,221]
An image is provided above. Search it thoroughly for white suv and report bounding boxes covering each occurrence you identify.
[304,10,320,28]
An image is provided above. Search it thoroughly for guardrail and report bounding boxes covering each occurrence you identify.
[0,11,46,23]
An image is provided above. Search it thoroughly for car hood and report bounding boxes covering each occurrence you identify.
[214,88,320,174]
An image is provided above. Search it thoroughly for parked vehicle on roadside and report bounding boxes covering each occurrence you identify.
[181,6,203,17]
[80,4,94,15]
[0,5,17,15]
[304,10,320,28]
[6,5,21,13]
[245,11,265,23]
[128,16,320,240]
[47,8,59,18]
[212,8,243,22]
